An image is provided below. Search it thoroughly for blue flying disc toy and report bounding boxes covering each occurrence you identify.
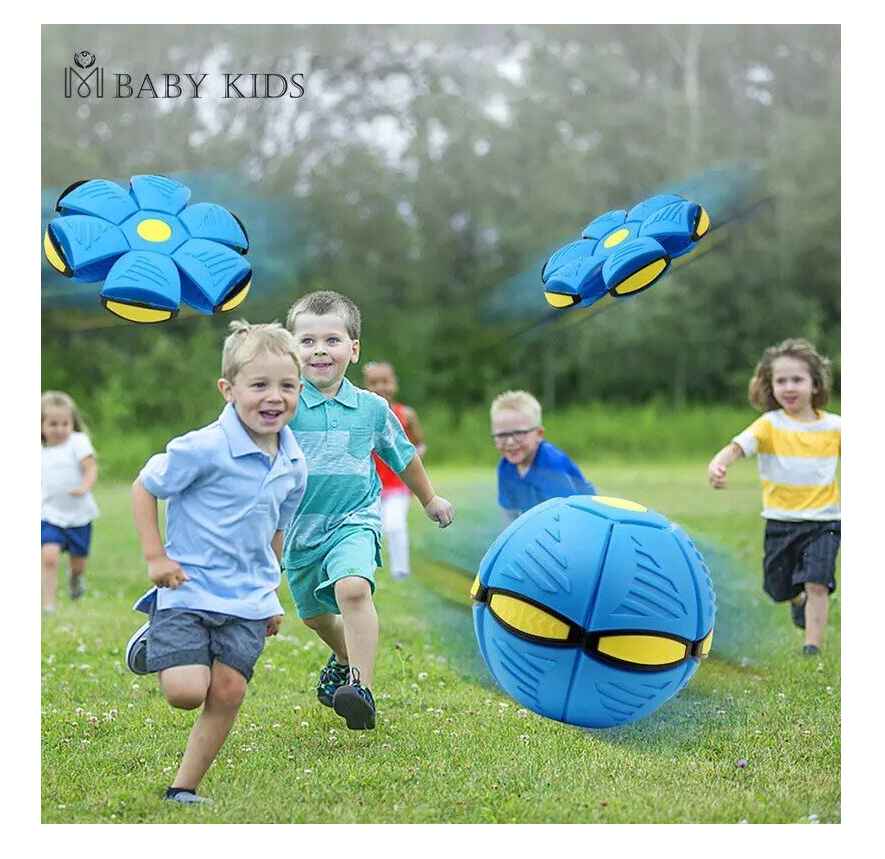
[471,495,715,728]
[43,174,251,323]
[542,193,710,310]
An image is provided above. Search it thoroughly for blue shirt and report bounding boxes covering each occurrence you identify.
[497,440,595,516]
[282,377,416,571]
[136,403,307,619]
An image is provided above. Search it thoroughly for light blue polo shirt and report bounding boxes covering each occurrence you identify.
[136,403,307,620]
[283,377,416,571]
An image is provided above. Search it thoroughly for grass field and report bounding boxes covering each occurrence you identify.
[40,462,840,824]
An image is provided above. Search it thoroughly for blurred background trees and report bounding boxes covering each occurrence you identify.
[41,24,840,464]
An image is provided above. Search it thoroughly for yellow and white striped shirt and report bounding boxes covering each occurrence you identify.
[733,409,841,522]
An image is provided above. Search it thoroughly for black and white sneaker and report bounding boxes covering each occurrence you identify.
[125,621,150,675]
[332,667,376,730]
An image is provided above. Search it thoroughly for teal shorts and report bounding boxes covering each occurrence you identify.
[286,529,380,620]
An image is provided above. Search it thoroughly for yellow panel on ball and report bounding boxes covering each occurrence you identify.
[603,228,630,248]
[136,218,173,243]
[699,630,714,656]
[591,496,648,512]
[598,634,688,666]
[612,259,668,295]
[220,280,251,312]
[489,594,571,642]
[104,300,174,324]
[44,231,68,274]
[694,207,711,239]
[544,291,578,308]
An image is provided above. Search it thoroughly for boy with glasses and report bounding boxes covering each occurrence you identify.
[490,390,596,525]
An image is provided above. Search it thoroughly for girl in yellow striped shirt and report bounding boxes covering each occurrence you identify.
[707,339,840,656]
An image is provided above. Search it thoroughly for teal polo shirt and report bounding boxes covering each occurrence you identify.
[282,377,416,571]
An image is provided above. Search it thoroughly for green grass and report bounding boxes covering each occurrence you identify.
[78,399,837,483]
[41,462,840,823]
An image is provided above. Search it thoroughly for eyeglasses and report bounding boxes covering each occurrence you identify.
[491,427,539,445]
[471,580,713,672]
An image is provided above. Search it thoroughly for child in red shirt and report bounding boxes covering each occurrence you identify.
[362,362,426,580]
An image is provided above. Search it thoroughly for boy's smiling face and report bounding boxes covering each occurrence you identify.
[218,351,301,448]
[491,408,544,471]
[292,312,360,396]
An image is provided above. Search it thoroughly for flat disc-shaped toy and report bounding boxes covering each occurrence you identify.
[43,175,252,323]
[542,194,710,312]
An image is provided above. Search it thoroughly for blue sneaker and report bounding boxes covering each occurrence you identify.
[332,667,376,730]
[125,621,150,675]
[317,653,350,707]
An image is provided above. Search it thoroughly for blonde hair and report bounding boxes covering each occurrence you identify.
[748,338,833,412]
[490,390,542,426]
[286,290,362,340]
[221,320,300,382]
[41,390,88,444]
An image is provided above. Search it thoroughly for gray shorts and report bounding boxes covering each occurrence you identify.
[146,608,268,681]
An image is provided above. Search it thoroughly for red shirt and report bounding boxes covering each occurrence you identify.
[374,402,414,493]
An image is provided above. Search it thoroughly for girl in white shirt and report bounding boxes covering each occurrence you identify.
[41,391,99,612]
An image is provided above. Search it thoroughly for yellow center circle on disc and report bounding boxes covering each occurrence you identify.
[591,495,648,512]
[603,228,630,248]
[136,218,172,242]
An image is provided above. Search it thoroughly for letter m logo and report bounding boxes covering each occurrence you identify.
[65,66,104,98]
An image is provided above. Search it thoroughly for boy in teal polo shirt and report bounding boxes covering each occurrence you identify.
[284,290,454,730]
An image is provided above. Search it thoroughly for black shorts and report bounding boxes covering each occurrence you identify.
[763,519,840,603]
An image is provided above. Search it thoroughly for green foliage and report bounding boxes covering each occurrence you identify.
[42,25,840,415]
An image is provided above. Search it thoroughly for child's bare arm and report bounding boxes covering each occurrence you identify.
[404,407,427,457]
[271,529,284,564]
[502,508,520,527]
[707,442,744,489]
[398,456,454,527]
[70,455,98,496]
[266,530,285,636]
[132,478,187,587]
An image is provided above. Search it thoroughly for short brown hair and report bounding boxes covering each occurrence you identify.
[286,290,361,340]
[221,320,300,382]
[748,338,833,412]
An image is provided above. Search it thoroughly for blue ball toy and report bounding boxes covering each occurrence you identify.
[43,174,251,323]
[471,495,715,729]
[542,193,710,311]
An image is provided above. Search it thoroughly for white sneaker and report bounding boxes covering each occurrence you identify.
[125,621,150,675]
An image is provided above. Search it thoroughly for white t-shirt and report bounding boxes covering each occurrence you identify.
[41,432,100,527]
